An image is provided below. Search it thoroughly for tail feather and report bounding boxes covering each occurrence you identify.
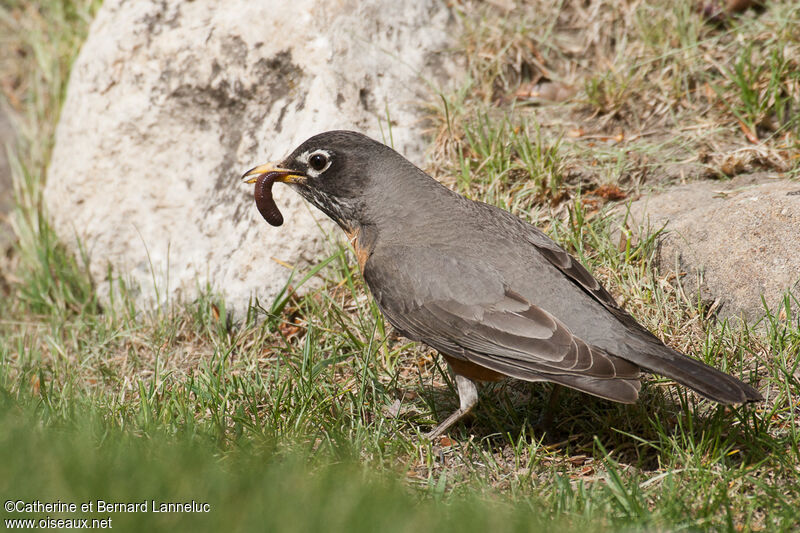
[630,344,761,404]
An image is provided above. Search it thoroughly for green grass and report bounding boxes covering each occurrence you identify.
[2,1,800,532]
[1,400,576,533]
[716,42,800,141]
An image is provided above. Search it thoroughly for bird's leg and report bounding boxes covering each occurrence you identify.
[534,384,562,433]
[426,375,479,440]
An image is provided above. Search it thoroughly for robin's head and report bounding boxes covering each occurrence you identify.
[242,130,433,233]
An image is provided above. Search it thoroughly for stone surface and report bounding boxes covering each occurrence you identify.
[45,0,459,310]
[621,175,800,322]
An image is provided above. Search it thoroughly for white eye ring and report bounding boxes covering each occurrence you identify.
[298,149,332,177]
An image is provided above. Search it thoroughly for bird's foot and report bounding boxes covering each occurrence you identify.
[426,408,470,440]
[425,374,479,440]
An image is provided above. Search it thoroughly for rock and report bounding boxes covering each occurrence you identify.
[45,0,459,310]
[0,107,15,254]
[621,175,800,322]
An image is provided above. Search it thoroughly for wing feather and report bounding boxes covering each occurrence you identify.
[365,247,641,403]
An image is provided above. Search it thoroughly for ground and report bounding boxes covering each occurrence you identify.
[0,1,799,531]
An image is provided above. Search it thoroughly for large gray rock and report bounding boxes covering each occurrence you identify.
[623,175,800,322]
[46,0,458,309]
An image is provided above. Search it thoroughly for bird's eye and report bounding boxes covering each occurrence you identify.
[308,152,328,171]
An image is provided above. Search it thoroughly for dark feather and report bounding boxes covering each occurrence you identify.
[366,242,760,405]
[366,246,643,403]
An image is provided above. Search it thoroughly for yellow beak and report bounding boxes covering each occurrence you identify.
[241,162,306,184]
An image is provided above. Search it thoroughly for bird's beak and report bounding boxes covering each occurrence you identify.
[241,162,306,184]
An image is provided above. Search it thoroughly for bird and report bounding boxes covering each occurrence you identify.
[242,130,762,438]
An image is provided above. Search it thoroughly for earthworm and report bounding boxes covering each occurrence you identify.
[254,171,284,226]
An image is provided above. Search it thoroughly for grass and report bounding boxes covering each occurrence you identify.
[1,402,576,533]
[1,0,800,532]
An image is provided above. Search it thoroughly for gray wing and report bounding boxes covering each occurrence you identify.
[364,245,642,403]
[523,225,622,309]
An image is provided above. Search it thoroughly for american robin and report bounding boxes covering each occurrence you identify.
[242,130,762,438]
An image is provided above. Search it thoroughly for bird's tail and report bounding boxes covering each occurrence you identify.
[634,343,762,404]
